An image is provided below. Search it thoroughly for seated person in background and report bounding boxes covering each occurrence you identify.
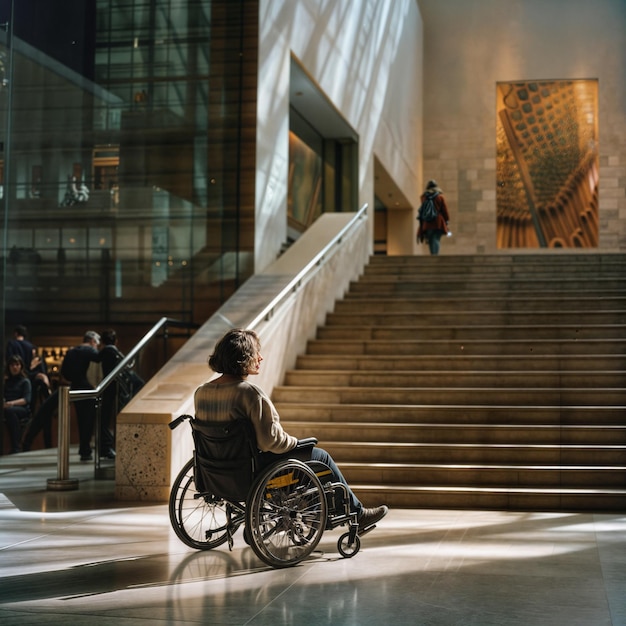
[194,328,388,531]
[6,325,51,409]
[3,355,32,454]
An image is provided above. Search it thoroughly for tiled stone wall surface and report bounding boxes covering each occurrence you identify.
[419,0,626,253]
[424,113,626,255]
[424,124,499,254]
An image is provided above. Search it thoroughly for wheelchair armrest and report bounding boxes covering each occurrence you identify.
[168,414,192,430]
[296,437,318,449]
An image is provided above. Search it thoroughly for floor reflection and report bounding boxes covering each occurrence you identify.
[1,450,625,625]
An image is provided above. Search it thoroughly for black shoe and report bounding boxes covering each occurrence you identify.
[100,448,116,459]
[358,505,389,531]
[80,454,93,461]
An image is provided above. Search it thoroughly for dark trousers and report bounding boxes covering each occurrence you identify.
[101,387,117,450]
[74,398,96,457]
[258,446,363,514]
[75,397,114,456]
[23,390,57,450]
[427,230,443,255]
[4,406,30,453]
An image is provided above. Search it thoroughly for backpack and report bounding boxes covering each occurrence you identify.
[418,192,439,222]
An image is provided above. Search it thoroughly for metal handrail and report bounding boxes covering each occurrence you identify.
[69,316,191,402]
[247,203,368,330]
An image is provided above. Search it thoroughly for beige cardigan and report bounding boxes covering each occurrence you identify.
[194,379,298,454]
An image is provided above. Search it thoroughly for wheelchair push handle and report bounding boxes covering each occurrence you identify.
[168,414,193,430]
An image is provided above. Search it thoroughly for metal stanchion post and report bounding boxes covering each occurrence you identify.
[47,385,79,491]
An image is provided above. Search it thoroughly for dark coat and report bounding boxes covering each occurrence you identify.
[417,190,450,242]
[60,344,101,390]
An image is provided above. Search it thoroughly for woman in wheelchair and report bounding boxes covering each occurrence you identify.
[196,328,388,530]
[169,328,388,567]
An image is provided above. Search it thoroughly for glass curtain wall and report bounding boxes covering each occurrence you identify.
[0,0,256,346]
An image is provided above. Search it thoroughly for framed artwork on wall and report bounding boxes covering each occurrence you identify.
[496,79,599,248]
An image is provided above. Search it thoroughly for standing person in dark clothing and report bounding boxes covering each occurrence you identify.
[99,329,144,459]
[99,329,121,459]
[417,179,451,255]
[60,331,110,461]
[6,325,35,367]
[100,330,144,404]
[3,355,31,453]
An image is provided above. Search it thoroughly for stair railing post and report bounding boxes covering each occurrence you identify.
[47,385,79,491]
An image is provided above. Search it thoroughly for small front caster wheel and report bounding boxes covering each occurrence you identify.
[337,532,360,558]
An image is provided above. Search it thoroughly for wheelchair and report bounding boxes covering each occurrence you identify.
[168,415,362,568]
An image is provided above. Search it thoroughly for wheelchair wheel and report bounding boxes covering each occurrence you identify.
[338,531,360,558]
[169,458,241,550]
[246,459,327,568]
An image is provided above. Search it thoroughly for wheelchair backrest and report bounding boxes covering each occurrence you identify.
[191,418,258,501]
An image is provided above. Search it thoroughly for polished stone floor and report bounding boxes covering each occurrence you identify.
[1,449,625,626]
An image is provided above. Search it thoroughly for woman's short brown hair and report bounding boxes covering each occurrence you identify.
[5,354,26,377]
[208,328,260,377]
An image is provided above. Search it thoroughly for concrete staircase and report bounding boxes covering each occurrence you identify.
[273,254,626,511]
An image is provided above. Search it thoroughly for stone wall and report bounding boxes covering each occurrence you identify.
[418,0,626,253]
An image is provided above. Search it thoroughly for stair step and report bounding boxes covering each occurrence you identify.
[338,296,626,311]
[318,325,626,341]
[339,462,626,487]
[351,485,626,512]
[365,253,626,271]
[318,441,626,464]
[349,277,626,293]
[363,265,626,277]
[306,338,626,355]
[296,354,626,371]
[273,385,626,405]
[283,370,626,388]
[326,311,626,325]
[275,403,626,425]
[282,421,626,444]
[363,265,626,278]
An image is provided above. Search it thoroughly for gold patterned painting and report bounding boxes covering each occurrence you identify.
[288,131,323,232]
[496,80,598,248]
